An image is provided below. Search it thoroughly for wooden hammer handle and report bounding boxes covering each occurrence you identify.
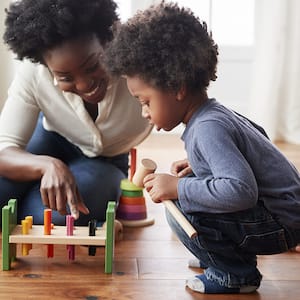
[163,200,197,238]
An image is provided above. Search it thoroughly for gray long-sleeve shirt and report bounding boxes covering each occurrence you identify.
[178,99,300,228]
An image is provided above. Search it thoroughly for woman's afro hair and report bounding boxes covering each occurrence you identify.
[105,1,218,94]
[3,0,119,64]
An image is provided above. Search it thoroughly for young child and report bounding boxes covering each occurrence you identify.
[104,1,300,294]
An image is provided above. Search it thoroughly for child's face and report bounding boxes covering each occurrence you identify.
[126,76,185,132]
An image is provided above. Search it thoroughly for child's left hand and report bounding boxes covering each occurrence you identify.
[143,173,179,203]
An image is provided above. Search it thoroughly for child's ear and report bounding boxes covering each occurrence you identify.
[176,85,187,101]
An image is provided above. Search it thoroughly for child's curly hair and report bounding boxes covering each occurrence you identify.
[105,1,218,94]
[3,0,119,64]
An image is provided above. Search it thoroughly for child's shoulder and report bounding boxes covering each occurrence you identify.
[184,99,235,138]
[195,98,233,123]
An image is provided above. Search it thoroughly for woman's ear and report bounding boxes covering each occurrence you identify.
[176,85,187,101]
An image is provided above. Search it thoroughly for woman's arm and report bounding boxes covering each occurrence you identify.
[0,146,89,218]
[0,62,89,218]
[0,146,51,180]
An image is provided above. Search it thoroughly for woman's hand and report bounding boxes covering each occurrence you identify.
[143,173,179,203]
[40,157,89,219]
[170,159,192,178]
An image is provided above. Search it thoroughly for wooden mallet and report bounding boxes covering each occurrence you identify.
[132,159,197,238]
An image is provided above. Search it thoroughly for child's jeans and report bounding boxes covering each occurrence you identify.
[166,200,300,288]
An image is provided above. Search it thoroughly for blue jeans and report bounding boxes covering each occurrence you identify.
[166,200,300,288]
[0,115,128,225]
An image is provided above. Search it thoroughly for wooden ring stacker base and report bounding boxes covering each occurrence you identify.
[132,159,197,238]
[117,218,154,227]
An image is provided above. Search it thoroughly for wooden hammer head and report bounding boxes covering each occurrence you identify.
[132,158,157,187]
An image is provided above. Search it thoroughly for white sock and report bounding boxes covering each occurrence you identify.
[188,258,201,268]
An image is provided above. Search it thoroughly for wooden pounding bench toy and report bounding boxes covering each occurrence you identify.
[2,198,116,273]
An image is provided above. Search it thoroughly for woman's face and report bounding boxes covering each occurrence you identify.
[43,35,110,104]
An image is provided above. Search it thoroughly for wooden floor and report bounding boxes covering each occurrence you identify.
[1,134,300,299]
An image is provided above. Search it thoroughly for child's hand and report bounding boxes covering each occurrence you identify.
[171,159,192,178]
[143,173,179,203]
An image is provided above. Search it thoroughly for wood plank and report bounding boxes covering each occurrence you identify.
[9,225,106,245]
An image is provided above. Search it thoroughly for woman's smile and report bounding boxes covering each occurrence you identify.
[80,78,108,103]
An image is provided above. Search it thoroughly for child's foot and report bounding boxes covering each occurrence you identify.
[188,258,207,269]
[185,274,259,294]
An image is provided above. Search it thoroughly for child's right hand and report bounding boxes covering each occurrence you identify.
[143,173,179,203]
[171,159,192,178]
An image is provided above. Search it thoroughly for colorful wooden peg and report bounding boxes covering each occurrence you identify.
[25,216,33,250]
[88,219,97,256]
[66,215,75,260]
[44,208,54,258]
[129,148,137,181]
[21,219,30,256]
[44,209,52,235]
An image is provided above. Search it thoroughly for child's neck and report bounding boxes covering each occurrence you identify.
[182,91,208,125]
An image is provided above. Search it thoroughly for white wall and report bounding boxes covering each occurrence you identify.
[208,46,253,115]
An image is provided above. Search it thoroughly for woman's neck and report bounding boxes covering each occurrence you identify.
[84,101,98,121]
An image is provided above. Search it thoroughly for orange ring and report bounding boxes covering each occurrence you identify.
[119,196,145,205]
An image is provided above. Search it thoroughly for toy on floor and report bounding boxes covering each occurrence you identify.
[117,178,155,227]
[116,149,155,227]
[2,199,116,273]
[132,158,198,239]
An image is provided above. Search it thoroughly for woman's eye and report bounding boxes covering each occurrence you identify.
[86,62,99,73]
[57,76,73,83]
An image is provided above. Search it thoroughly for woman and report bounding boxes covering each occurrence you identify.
[0,0,152,225]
